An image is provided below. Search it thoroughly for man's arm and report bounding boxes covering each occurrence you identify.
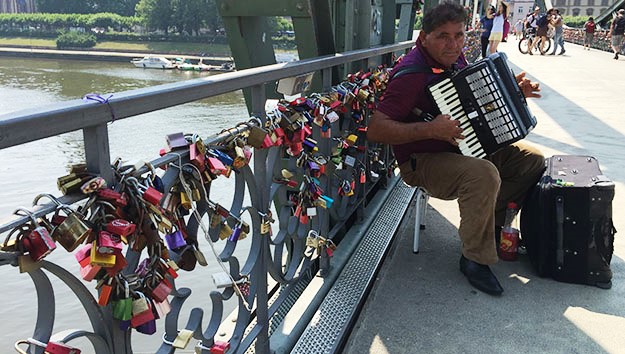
[367,110,463,146]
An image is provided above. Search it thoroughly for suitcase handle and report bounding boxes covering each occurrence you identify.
[556,196,564,267]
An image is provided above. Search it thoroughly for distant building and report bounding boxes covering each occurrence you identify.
[552,0,617,17]
[0,0,37,13]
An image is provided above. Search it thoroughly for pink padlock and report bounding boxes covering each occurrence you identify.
[97,231,122,254]
[210,341,230,354]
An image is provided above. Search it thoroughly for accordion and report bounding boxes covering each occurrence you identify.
[428,52,537,158]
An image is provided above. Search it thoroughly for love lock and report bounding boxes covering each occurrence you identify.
[33,193,91,252]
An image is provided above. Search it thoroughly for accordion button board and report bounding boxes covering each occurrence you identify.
[428,52,537,158]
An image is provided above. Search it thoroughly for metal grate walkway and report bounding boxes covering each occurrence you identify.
[292,182,415,353]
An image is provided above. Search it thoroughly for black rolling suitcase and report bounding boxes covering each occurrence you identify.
[520,155,616,289]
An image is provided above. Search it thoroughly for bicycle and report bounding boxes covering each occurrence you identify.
[518,28,552,55]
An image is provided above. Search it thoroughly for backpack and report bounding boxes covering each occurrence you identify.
[614,17,625,35]
[536,13,548,28]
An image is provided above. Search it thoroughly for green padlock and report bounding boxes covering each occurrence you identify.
[112,281,133,321]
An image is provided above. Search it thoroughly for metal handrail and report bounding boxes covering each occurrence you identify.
[0,40,414,149]
[0,40,413,354]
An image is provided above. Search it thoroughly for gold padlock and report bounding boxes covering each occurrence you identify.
[53,212,92,252]
[180,192,192,210]
[218,223,233,240]
[173,329,194,349]
[90,241,116,267]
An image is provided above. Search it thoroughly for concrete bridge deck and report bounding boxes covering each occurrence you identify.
[343,38,625,354]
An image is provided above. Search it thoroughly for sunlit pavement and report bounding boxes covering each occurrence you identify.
[344,38,625,354]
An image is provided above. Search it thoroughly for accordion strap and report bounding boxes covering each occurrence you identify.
[391,64,451,80]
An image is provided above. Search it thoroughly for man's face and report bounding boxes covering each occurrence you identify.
[420,21,465,68]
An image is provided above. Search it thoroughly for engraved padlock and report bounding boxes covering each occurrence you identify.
[13,208,56,262]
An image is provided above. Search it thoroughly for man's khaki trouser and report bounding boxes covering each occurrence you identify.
[398,142,545,265]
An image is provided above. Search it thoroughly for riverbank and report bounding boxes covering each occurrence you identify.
[0,45,234,64]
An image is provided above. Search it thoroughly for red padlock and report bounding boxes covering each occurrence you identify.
[97,231,122,254]
[210,341,230,354]
[23,226,56,262]
[96,188,127,207]
[45,341,82,354]
[142,186,163,206]
[105,219,136,238]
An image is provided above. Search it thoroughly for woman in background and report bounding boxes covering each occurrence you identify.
[480,6,495,58]
[488,1,508,54]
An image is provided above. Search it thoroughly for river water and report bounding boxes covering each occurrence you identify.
[0,57,254,353]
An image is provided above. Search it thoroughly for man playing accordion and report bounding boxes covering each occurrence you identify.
[367,2,544,296]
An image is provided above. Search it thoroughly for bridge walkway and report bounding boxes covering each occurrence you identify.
[342,38,625,354]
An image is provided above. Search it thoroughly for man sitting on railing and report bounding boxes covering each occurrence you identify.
[367,2,544,296]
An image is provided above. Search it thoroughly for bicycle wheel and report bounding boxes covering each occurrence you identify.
[518,37,530,54]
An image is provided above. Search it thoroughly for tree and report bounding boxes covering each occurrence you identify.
[171,0,210,35]
[135,0,174,34]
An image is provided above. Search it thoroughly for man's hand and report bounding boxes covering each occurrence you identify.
[428,114,464,146]
[515,71,541,98]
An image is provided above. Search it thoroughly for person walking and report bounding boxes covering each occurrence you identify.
[479,6,495,58]
[488,1,508,54]
[531,8,551,55]
[584,17,596,50]
[514,19,524,40]
[549,9,565,55]
[609,9,625,59]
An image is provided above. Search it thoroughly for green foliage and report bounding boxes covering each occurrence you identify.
[0,13,140,32]
[56,31,97,48]
[135,0,174,34]
[563,15,591,28]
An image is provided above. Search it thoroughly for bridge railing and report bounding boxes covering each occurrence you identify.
[0,40,414,354]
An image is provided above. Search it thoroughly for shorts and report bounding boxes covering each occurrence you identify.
[489,32,503,41]
[612,34,624,47]
[536,26,549,37]
[584,32,594,45]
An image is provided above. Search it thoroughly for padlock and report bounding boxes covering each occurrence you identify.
[165,229,187,250]
[13,208,56,262]
[96,188,128,207]
[97,277,114,306]
[80,176,107,194]
[218,223,233,241]
[131,294,155,328]
[97,231,122,254]
[45,341,82,354]
[207,157,227,175]
[210,341,230,354]
[90,241,116,267]
[149,275,173,303]
[172,329,195,349]
[105,251,127,277]
[142,185,164,206]
[180,191,192,210]
[112,281,133,321]
[247,124,268,148]
[189,136,206,170]
[153,298,171,318]
[105,219,136,240]
[166,132,189,150]
[228,224,243,242]
[31,193,92,251]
